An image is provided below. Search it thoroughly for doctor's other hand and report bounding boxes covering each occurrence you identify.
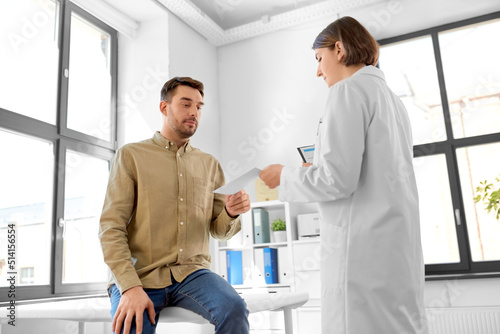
[225,190,251,217]
[302,162,312,167]
[259,164,284,189]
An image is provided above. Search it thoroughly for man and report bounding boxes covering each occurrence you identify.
[99,77,251,334]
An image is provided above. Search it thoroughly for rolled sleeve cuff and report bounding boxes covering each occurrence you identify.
[114,270,143,294]
[222,207,240,228]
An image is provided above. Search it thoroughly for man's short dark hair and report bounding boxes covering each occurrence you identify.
[160,77,204,102]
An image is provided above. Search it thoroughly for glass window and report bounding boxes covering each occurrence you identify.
[66,13,112,141]
[0,1,116,301]
[0,0,59,124]
[0,129,54,286]
[62,150,109,283]
[457,143,500,262]
[379,36,447,145]
[414,154,460,264]
[439,19,500,139]
[20,267,35,284]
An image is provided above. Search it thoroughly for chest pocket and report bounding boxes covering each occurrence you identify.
[192,177,213,210]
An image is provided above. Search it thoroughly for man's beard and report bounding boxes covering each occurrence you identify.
[170,117,197,139]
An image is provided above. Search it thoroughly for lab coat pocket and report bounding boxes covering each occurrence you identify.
[320,223,347,293]
[192,177,213,210]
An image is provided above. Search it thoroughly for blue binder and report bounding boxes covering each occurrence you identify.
[263,247,278,284]
[253,208,270,244]
[226,250,243,285]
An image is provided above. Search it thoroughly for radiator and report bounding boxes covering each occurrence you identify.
[426,307,500,334]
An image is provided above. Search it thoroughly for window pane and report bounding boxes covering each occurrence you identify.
[0,129,53,286]
[439,19,500,139]
[379,36,447,145]
[0,0,59,124]
[63,150,108,283]
[457,143,500,262]
[414,154,459,264]
[66,13,112,141]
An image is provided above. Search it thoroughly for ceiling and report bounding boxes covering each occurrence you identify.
[188,0,327,30]
[102,0,386,45]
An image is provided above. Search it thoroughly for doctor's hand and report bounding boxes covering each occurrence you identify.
[259,164,283,189]
[225,190,251,217]
[112,286,155,334]
[302,162,312,167]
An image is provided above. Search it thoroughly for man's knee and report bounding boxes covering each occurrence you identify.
[227,295,249,319]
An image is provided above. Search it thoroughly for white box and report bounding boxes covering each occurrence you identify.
[297,212,320,239]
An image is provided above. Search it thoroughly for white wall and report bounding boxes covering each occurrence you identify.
[216,0,500,315]
[117,16,170,146]
[116,10,221,157]
[168,13,222,159]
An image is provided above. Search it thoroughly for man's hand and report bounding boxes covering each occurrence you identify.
[112,286,156,334]
[259,164,284,189]
[225,190,251,217]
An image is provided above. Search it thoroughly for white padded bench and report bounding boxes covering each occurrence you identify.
[0,292,308,334]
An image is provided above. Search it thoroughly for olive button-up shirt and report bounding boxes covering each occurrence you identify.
[99,132,241,294]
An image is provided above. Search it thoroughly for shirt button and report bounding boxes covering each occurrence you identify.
[179,173,183,177]
[180,222,184,225]
[180,249,183,252]
[180,197,184,201]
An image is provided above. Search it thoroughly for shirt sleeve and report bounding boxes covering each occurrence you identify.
[210,162,242,240]
[279,82,370,202]
[98,147,142,293]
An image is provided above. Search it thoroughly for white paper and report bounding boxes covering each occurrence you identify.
[213,167,261,195]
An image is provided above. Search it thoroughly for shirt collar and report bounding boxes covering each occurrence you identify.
[353,65,386,81]
[152,131,193,153]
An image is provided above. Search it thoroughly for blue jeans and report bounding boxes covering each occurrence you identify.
[109,269,249,334]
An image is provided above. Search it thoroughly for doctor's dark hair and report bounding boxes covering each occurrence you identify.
[313,16,379,66]
[160,76,204,102]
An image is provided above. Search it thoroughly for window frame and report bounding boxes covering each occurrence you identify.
[379,11,500,279]
[0,0,117,301]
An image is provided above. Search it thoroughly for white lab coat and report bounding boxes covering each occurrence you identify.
[279,66,427,333]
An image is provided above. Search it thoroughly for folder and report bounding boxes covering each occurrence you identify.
[278,247,292,284]
[253,208,270,244]
[254,248,266,285]
[219,251,227,280]
[263,247,278,284]
[226,250,243,285]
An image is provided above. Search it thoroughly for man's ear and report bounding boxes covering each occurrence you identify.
[160,100,168,116]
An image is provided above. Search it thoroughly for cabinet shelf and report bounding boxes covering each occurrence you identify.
[218,241,288,251]
[214,200,321,332]
[292,238,320,245]
[253,241,288,248]
[218,245,252,251]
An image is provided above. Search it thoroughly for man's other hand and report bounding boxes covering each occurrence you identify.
[112,286,156,334]
[225,190,251,217]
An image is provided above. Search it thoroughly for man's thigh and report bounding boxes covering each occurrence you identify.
[109,285,165,334]
[169,269,247,321]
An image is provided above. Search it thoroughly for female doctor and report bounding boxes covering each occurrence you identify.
[260,17,427,334]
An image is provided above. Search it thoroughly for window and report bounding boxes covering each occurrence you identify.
[379,13,500,276]
[0,0,116,300]
[20,267,35,285]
